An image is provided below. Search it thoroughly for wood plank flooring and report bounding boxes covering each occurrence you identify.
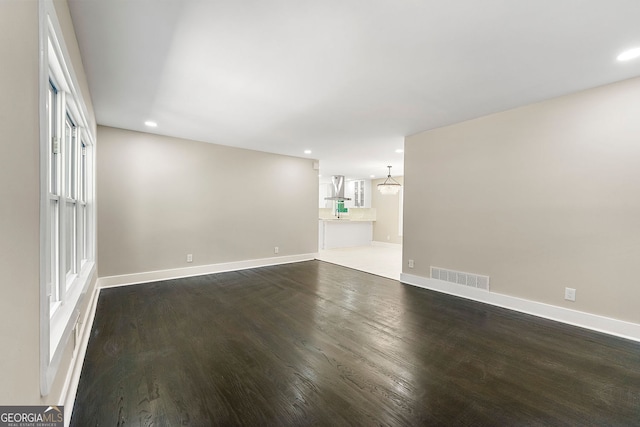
[71,261,640,426]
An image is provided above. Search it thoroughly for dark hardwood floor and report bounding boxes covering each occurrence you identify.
[71,261,640,426]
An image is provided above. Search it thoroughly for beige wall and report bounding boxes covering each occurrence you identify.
[97,126,318,277]
[0,0,41,404]
[371,176,404,245]
[404,76,640,324]
[0,0,97,404]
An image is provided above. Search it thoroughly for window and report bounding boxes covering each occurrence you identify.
[47,81,91,312]
[40,0,96,396]
[354,180,365,207]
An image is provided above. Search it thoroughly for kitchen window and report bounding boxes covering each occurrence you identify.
[354,180,365,207]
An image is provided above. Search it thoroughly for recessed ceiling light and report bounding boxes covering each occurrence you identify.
[370,175,376,178]
[304,149,312,154]
[144,120,157,127]
[617,47,640,62]
[395,149,404,153]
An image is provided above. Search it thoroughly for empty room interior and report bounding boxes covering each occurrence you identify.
[2,0,640,425]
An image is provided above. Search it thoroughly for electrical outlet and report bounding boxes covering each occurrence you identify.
[408,259,415,268]
[274,246,279,254]
[187,254,193,263]
[564,287,576,302]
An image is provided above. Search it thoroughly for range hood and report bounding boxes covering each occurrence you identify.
[324,175,351,201]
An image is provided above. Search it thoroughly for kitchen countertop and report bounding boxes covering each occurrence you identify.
[319,218,375,222]
[319,207,376,222]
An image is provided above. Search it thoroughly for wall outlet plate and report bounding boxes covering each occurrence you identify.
[564,287,576,301]
[187,254,193,263]
[408,259,415,268]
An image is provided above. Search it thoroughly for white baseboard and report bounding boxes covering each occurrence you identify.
[98,253,317,288]
[400,273,640,343]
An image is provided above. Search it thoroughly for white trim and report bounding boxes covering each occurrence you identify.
[98,254,317,288]
[400,273,640,343]
[46,12,93,141]
[58,278,100,427]
[49,261,95,362]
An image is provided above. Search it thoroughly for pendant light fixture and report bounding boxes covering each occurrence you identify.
[377,165,401,195]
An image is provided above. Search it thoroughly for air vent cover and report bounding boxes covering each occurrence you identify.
[431,266,490,291]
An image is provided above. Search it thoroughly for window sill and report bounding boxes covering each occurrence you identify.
[48,260,95,377]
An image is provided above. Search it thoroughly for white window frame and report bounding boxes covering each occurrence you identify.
[39,0,96,397]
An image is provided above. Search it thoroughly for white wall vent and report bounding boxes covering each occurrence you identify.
[431,266,490,291]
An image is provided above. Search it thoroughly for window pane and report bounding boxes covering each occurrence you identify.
[65,200,77,281]
[80,204,87,263]
[49,199,59,307]
[48,82,58,195]
[65,115,76,199]
[80,142,86,202]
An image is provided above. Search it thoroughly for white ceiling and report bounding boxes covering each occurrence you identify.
[68,0,640,180]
